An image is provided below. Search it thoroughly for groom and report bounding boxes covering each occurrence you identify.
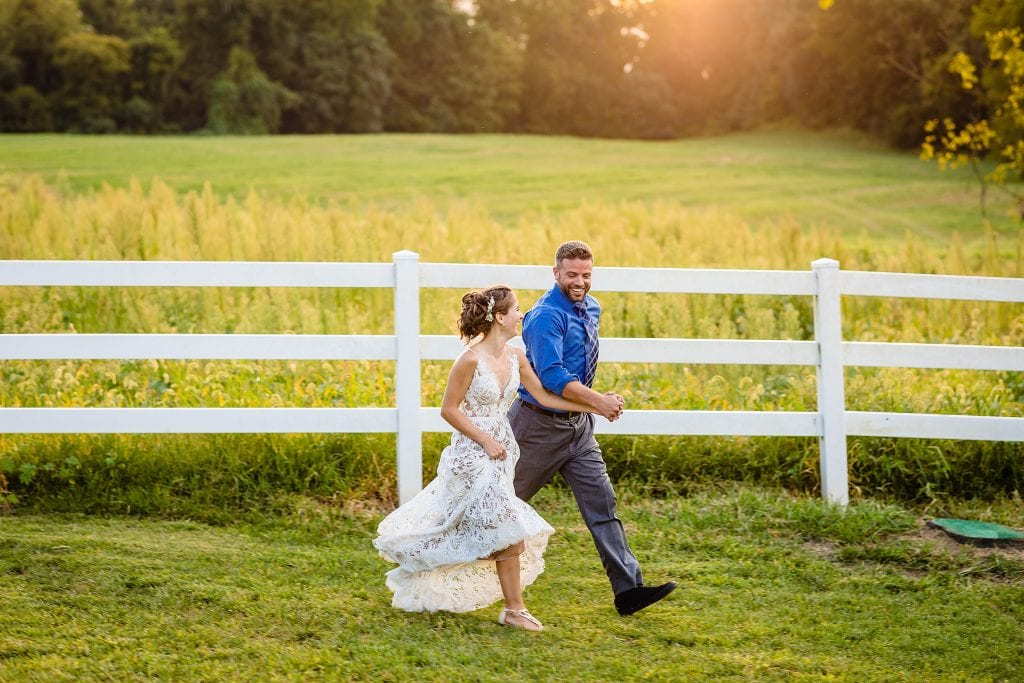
[509,240,676,616]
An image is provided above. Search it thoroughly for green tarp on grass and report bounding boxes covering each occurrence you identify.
[927,518,1024,541]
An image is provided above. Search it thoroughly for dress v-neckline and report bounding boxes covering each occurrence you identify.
[476,348,514,397]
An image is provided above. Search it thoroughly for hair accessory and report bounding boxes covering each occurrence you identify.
[485,296,495,322]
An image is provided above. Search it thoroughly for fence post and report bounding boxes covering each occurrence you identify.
[812,258,849,506]
[393,250,422,505]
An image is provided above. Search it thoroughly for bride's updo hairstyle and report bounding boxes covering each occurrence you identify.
[458,285,513,341]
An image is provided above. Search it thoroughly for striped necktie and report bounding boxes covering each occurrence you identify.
[573,301,599,387]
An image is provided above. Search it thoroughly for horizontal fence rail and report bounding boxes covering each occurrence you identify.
[5,335,1019,370]
[0,334,397,360]
[2,254,1023,505]
[0,260,395,288]
[839,271,1024,302]
[0,407,398,433]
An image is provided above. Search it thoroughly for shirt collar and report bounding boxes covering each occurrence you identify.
[547,284,577,311]
[547,284,596,313]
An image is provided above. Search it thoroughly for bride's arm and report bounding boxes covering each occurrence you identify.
[440,351,508,460]
[514,348,610,416]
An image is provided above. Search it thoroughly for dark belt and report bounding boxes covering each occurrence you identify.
[520,400,583,420]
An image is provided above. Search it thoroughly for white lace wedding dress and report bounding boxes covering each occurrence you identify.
[373,348,554,613]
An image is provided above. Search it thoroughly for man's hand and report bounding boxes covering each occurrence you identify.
[562,381,626,421]
[593,390,625,421]
[607,391,625,421]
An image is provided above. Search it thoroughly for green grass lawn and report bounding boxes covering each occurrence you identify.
[2,486,1022,681]
[0,128,1017,243]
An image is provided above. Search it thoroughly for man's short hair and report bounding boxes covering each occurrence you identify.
[555,240,593,266]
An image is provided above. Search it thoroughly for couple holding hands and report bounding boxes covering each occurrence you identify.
[374,241,676,631]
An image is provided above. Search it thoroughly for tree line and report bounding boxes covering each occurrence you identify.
[0,0,1020,150]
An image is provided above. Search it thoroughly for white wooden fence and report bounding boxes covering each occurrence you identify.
[2,253,1023,506]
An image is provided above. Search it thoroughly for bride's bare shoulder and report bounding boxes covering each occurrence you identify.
[453,348,480,370]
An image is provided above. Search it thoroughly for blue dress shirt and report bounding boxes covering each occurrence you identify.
[518,284,601,410]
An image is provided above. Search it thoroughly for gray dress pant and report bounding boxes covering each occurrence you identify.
[509,399,643,595]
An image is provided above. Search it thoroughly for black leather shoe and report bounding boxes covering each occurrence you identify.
[614,581,677,616]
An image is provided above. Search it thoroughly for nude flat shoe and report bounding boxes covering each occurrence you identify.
[498,607,543,632]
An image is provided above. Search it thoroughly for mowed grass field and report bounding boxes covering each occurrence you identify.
[1,130,1022,680]
[2,486,1023,681]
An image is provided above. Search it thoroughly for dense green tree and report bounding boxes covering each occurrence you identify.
[478,0,651,137]
[0,0,82,94]
[52,30,130,131]
[79,0,139,36]
[0,3,21,91]
[632,0,805,136]
[165,0,253,131]
[206,45,298,134]
[0,84,52,130]
[791,0,976,147]
[207,0,391,133]
[969,0,1024,146]
[125,27,183,131]
[340,29,392,132]
[921,0,1024,215]
[0,0,1013,142]
[378,0,520,132]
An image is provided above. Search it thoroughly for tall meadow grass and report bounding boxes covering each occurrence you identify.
[1,174,1022,517]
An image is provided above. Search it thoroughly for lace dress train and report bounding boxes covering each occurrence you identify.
[373,350,554,613]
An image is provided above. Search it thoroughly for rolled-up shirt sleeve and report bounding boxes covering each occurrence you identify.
[523,307,580,397]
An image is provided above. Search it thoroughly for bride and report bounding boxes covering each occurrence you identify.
[373,285,607,632]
